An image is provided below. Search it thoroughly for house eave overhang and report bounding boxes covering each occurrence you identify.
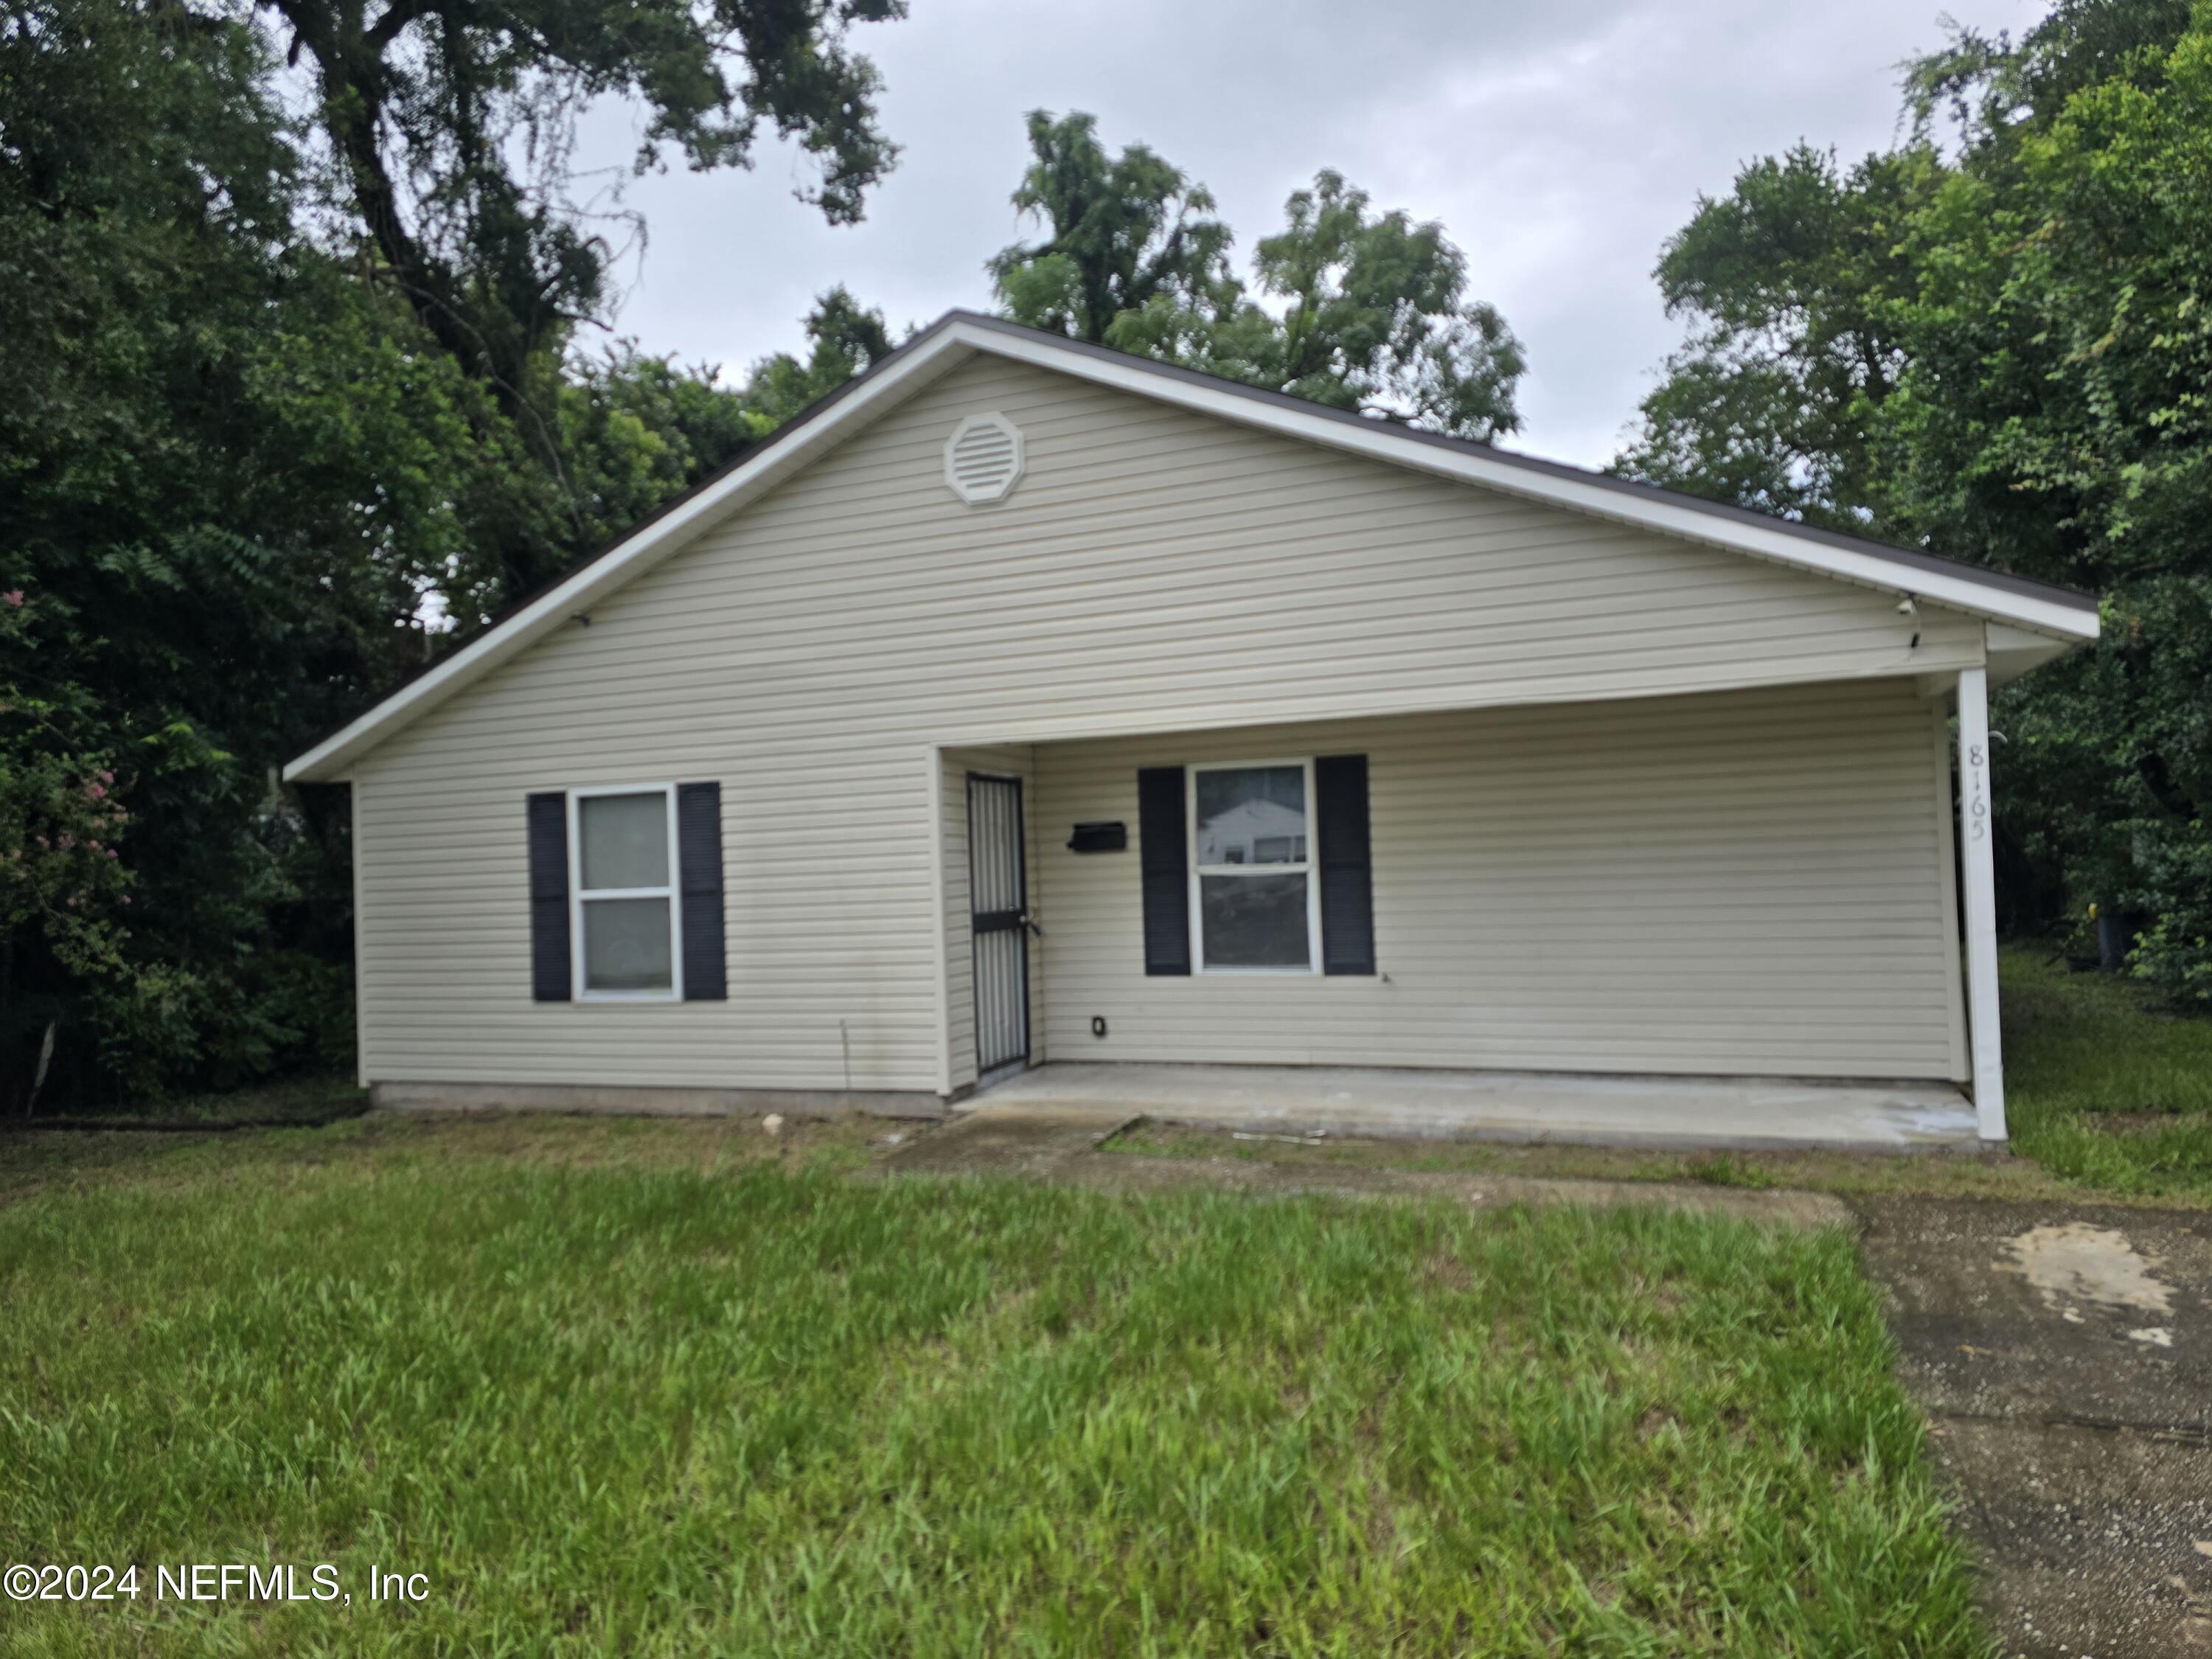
[284,311,2100,784]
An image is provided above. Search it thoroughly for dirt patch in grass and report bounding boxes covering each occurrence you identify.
[1100,1119,2115,1204]
[15,1071,372,1127]
[0,1109,916,1208]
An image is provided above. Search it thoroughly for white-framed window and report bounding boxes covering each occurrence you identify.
[1189,759,1321,973]
[568,783,683,1001]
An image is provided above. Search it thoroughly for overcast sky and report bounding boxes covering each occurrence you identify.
[574,0,2043,470]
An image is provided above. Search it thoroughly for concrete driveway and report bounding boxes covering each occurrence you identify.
[1857,1198,2212,1658]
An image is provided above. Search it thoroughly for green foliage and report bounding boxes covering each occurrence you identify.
[557,348,760,554]
[552,288,899,558]
[990,110,1238,348]
[0,597,138,1007]
[728,285,898,432]
[256,0,905,605]
[1618,142,1940,526]
[0,0,881,1108]
[1235,170,1525,437]
[993,113,1525,440]
[1,0,390,1103]
[0,1124,1988,1653]
[1618,0,2212,1001]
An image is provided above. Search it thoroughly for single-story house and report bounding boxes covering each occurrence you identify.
[284,312,2099,1146]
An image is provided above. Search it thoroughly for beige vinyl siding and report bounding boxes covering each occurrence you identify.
[351,353,1979,1093]
[1033,681,1968,1080]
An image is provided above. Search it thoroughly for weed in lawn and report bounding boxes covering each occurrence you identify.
[0,1124,1988,1655]
[1679,1152,1777,1189]
[0,1110,889,1208]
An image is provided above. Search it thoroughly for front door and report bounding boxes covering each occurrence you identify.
[967,773,1031,1079]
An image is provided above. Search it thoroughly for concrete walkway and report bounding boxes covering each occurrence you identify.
[970,1061,1980,1152]
[884,1105,1855,1227]
[1857,1197,2211,1658]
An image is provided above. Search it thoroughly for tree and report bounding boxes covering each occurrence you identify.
[0,2,915,1109]
[1228,170,1523,438]
[552,288,897,556]
[1615,143,1939,527]
[256,0,907,602]
[1618,0,2212,1003]
[558,350,759,556]
[990,115,1523,441]
[989,111,1237,350]
[731,286,898,431]
[0,0,479,1102]
[259,0,902,400]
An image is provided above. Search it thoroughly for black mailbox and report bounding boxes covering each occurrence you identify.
[1067,821,1127,853]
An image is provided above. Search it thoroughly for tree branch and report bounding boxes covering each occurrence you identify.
[364,0,435,51]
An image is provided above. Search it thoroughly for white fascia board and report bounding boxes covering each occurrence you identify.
[947,322,2101,644]
[283,337,984,781]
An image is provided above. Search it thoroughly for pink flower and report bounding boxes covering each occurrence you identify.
[99,770,114,785]
[1,591,22,608]
[106,848,118,859]
[119,894,130,905]
[57,835,73,849]
[65,896,77,908]
[87,783,106,800]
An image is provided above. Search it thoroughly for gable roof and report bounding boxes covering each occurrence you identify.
[285,310,2100,782]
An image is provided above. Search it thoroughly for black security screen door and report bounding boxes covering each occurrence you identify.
[967,774,1030,1077]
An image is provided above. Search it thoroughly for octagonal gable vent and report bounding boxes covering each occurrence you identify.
[944,413,1025,505]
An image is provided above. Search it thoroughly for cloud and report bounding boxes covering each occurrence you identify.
[576,0,2043,467]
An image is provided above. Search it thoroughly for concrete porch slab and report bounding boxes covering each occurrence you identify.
[968,1062,1982,1152]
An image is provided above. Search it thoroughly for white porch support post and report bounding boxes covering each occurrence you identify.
[1956,667,2006,1141]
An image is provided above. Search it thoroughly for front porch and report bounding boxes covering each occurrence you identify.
[936,675,2006,1143]
[966,1061,1981,1152]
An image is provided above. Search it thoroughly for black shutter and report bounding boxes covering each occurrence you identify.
[1315,754,1374,975]
[525,792,571,1001]
[1136,766,1190,975]
[676,781,726,1001]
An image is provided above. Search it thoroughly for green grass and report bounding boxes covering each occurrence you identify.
[2000,947,2212,1203]
[0,1117,1984,1655]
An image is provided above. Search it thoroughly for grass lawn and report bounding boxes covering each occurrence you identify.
[0,1116,1982,1655]
[1998,946,2212,1201]
[1111,946,2212,1209]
